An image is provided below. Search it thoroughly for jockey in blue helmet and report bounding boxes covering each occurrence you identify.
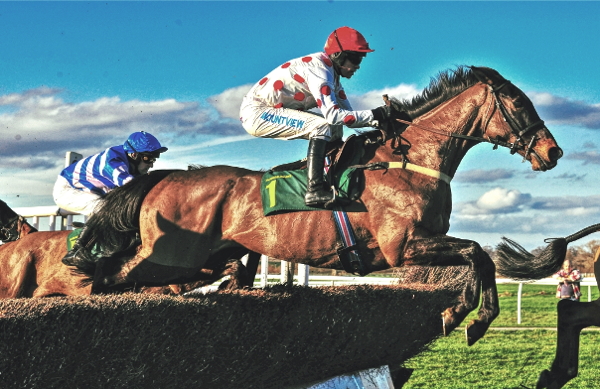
[54,131,168,216]
[54,131,167,265]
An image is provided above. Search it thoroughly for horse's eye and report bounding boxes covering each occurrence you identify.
[512,98,523,109]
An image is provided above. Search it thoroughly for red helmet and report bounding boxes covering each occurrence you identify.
[324,27,374,56]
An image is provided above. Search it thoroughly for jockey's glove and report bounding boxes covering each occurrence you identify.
[371,105,392,122]
[372,105,412,123]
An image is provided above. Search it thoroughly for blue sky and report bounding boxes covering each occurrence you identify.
[1,1,600,250]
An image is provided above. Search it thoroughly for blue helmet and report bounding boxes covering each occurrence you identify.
[123,131,168,154]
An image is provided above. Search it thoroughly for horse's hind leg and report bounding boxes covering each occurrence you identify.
[404,236,499,345]
[537,299,600,389]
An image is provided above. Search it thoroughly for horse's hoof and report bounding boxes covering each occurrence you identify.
[536,368,574,389]
[441,308,458,336]
[536,369,551,389]
[465,319,490,346]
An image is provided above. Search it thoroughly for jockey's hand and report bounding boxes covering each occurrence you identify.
[371,105,393,122]
[372,105,411,131]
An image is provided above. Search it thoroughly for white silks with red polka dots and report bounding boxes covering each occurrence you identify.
[240,52,377,142]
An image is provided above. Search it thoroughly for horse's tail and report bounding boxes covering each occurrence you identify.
[495,223,600,280]
[78,170,179,259]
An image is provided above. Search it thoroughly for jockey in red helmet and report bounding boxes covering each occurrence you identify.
[240,27,403,208]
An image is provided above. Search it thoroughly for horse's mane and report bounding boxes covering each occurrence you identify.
[79,170,181,256]
[399,65,479,118]
[356,66,479,140]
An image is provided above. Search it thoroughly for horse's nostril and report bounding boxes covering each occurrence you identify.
[549,147,563,162]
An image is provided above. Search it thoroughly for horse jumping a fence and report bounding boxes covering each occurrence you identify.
[70,66,562,346]
[496,224,600,389]
[0,200,256,297]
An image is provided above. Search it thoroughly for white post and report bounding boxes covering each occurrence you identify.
[32,216,40,230]
[517,282,523,324]
[260,255,269,288]
[65,151,83,167]
[298,264,309,286]
[48,215,57,231]
[66,215,74,230]
[281,261,295,286]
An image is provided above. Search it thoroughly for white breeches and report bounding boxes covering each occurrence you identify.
[240,100,343,142]
[53,176,102,216]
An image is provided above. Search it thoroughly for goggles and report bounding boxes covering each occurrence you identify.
[140,153,160,164]
[345,53,364,66]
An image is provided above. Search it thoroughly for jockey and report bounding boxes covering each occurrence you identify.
[53,131,168,216]
[240,26,403,208]
[55,131,167,266]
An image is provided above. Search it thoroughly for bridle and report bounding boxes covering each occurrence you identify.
[354,80,549,184]
[0,215,25,242]
[393,80,546,161]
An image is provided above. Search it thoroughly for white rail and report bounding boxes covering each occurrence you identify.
[12,206,83,231]
[497,278,597,324]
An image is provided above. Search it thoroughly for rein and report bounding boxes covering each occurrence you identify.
[396,81,544,153]
[394,82,545,157]
[0,215,24,242]
[351,80,546,184]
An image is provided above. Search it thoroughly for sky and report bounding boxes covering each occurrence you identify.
[1,1,600,251]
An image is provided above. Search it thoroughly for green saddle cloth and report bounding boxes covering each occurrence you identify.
[67,228,82,251]
[261,168,356,216]
[66,228,101,257]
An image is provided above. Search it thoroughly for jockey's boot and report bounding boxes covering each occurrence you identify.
[62,225,96,266]
[304,138,335,208]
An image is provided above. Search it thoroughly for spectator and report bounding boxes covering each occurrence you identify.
[554,258,582,301]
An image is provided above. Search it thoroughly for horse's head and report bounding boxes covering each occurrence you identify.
[0,200,37,241]
[0,200,19,242]
[471,66,562,171]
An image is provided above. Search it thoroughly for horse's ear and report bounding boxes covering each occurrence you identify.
[470,66,505,86]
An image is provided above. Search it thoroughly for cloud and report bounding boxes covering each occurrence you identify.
[565,150,600,165]
[476,187,532,213]
[529,194,600,211]
[0,88,247,168]
[349,84,420,110]
[454,168,514,183]
[451,191,600,241]
[208,82,420,116]
[553,172,587,181]
[529,91,600,129]
[208,84,252,119]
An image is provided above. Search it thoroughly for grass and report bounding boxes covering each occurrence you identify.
[402,331,600,389]
[400,284,600,388]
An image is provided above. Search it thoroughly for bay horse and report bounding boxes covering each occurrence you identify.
[72,66,562,345]
[0,199,37,242]
[0,200,87,297]
[495,224,600,388]
[0,199,257,297]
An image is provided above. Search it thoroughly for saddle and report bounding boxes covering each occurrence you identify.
[262,135,368,216]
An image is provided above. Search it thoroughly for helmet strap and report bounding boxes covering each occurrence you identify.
[127,153,142,175]
[330,51,347,70]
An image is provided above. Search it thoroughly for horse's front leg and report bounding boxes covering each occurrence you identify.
[404,235,499,345]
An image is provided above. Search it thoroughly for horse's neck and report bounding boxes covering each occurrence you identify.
[20,221,37,236]
[385,84,492,179]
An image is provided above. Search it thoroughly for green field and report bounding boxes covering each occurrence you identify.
[401,284,600,388]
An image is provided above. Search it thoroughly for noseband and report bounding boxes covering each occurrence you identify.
[489,81,545,160]
[0,215,24,242]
